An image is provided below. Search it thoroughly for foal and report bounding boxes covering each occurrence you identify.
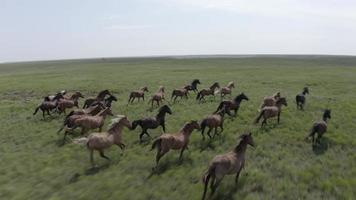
[260,92,281,110]
[255,97,287,127]
[83,89,111,108]
[132,105,172,142]
[75,116,132,167]
[305,109,331,145]
[183,79,201,93]
[196,82,220,102]
[128,86,149,104]
[151,120,200,168]
[33,93,63,119]
[171,88,188,103]
[201,133,255,200]
[200,105,232,140]
[296,87,309,110]
[214,93,249,116]
[148,86,165,108]
[215,81,235,100]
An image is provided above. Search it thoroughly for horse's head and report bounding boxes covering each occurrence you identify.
[54,93,64,100]
[108,95,118,102]
[142,86,149,92]
[235,93,249,102]
[119,115,132,129]
[277,97,287,107]
[131,120,140,130]
[273,92,281,99]
[323,109,331,120]
[103,107,114,116]
[160,105,172,115]
[303,87,309,94]
[192,79,201,85]
[74,91,84,98]
[240,132,255,147]
[211,82,220,89]
[189,120,201,131]
[228,81,235,88]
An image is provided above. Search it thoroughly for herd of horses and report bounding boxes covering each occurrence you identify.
[33,79,331,200]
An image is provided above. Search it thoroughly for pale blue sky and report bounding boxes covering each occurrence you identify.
[1,0,356,62]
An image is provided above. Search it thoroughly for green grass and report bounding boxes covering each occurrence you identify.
[0,56,355,200]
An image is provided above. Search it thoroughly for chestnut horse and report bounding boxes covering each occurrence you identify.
[128,86,149,104]
[255,97,287,127]
[196,82,220,102]
[214,93,249,116]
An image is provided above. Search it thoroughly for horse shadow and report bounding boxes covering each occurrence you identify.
[211,177,249,200]
[146,157,194,178]
[199,140,216,152]
[312,137,329,155]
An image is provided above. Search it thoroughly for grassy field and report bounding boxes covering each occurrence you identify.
[0,56,355,200]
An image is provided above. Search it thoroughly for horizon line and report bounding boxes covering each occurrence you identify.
[2,53,356,64]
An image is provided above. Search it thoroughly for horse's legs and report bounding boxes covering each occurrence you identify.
[161,123,166,133]
[42,110,45,119]
[62,131,68,144]
[99,150,110,161]
[261,118,267,127]
[47,109,51,116]
[211,176,223,196]
[207,128,213,139]
[213,127,218,138]
[156,150,167,167]
[201,125,206,140]
[179,146,186,161]
[139,130,146,141]
[277,112,281,124]
[117,143,126,151]
[235,169,241,184]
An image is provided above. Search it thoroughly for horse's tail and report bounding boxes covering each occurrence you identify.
[73,137,89,146]
[151,138,162,151]
[202,165,216,200]
[255,110,265,124]
[305,124,317,140]
[196,91,202,100]
[214,102,224,114]
[33,105,41,115]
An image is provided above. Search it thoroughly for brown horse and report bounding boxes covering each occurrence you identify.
[148,86,165,108]
[57,103,106,137]
[44,90,67,101]
[57,92,84,114]
[255,97,287,127]
[215,81,235,100]
[128,86,149,104]
[33,93,63,119]
[296,87,309,110]
[200,105,232,140]
[171,88,188,102]
[201,133,255,200]
[214,93,249,116]
[259,92,281,110]
[196,82,220,102]
[74,115,132,167]
[151,120,200,168]
[305,109,331,145]
[132,105,172,142]
[183,79,201,93]
[65,107,114,136]
[83,89,111,108]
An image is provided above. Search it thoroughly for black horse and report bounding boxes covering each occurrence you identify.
[184,79,201,93]
[132,105,172,142]
[214,93,249,116]
[296,87,309,110]
[104,95,118,107]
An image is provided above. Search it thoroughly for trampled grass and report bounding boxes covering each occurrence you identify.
[0,56,355,199]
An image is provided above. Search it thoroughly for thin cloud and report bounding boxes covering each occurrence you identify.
[104,24,153,30]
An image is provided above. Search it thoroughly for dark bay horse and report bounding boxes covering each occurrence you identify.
[296,87,309,110]
[183,79,201,93]
[83,89,111,108]
[214,93,249,116]
[196,82,220,102]
[132,105,172,142]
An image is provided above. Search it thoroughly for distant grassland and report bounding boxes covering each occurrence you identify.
[0,56,355,200]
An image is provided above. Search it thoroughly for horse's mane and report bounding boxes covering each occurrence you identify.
[227,81,234,87]
[234,93,244,102]
[210,82,219,89]
[234,134,249,152]
[276,97,286,104]
[108,115,126,131]
[97,90,109,97]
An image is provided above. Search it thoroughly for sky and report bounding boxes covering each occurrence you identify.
[1,0,356,62]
